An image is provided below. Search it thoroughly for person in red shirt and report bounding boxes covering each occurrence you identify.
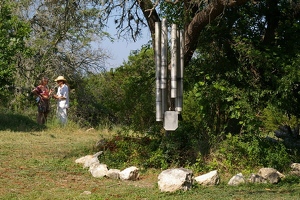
[32,77,53,125]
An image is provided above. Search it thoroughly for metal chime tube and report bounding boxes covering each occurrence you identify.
[176,30,184,112]
[156,18,184,129]
[170,24,177,99]
[155,22,162,121]
[161,19,168,114]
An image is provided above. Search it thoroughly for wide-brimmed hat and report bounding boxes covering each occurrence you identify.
[54,76,67,82]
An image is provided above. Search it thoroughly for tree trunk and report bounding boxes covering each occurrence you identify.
[139,0,250,67]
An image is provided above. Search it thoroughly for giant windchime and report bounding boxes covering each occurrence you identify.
[155,19,184,131]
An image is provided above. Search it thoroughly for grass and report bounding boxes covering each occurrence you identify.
[0,114,300,199]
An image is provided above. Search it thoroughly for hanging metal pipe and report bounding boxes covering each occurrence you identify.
[176,30,184,112]
[155,22,162,121]
[161,18,168,114]
[170,24,177,99]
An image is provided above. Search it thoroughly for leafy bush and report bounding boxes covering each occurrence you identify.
[214,134,291,173]
[97,122,207,170]
[98,135,160,169]
[261,104,299,135]
[72,47,156,131]
[0,1,32,99]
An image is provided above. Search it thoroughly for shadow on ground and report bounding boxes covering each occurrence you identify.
[0,113,46,132]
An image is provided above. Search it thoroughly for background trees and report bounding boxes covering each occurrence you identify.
[0,1,31,102]
[75,47,156,131]
[1,0,110,115]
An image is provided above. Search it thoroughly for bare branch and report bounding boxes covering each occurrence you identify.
[143,0,159,17]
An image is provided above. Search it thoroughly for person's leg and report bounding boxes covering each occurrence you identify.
[37,111,44,124]
[43,101,50,124]
[57,107,67,125]
[43,113,47,124]
[60,108,67,125]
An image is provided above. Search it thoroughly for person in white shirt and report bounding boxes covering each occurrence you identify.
[52,76,69,125]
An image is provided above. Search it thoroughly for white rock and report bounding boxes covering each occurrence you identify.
[83,156,100,169]
[119,166,139,181]
[228,173,245,185]
[291,163,300,171]
[81,191,91,195]
[106,169,121,179]
[89,163,108,178]
[158,168,193,192]
[248,173,267,183]
[258,168,284,184]
[75,155,92,164]
[75,151,103,169]
[194,170,220,186]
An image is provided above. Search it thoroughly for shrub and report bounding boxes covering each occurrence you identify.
[98,135,160,169]
[214,134,291,173]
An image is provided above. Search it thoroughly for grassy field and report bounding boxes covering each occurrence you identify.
[0,118,300,199]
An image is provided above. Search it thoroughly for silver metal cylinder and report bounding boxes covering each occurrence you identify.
[161,18,168,113]
[155,22,162,121]
[176,30,184,112]
[171,24,177,98]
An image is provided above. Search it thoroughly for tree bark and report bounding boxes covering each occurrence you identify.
[139,0,250,67]
[263,0,280,45]
[137,0,160,44]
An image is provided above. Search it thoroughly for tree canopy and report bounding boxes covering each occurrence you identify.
[0,1,31,99]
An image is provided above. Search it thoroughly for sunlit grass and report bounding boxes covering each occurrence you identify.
[0,114,299,199]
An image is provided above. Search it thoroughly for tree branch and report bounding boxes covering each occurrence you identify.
[184,0,250,66]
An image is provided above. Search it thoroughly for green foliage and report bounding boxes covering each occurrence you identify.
[89,0,300,171]
[180,1,300,172]
[0,0,31,99]
[279,175,300,185]
[99,135,160,169]
[160,1,185,29]
[261,104,299,135]
[214,134,291,173]
[73,47,157,131]
[100,123,204,170]
[183,73,263,147]
[147,148,169,169]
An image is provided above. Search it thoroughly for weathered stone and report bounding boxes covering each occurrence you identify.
[75,151,103,169]
[89,163,108,178]
[106,169,121,179]
[290,171,300,177]
[194,170,220,186]
[158,168,193,192]
[258,168,284,184]
[81,191,92,195]
[228,173,245,185]
[291,163,300,171]
[290,163,300,176]
[119,166,139,181]
[75,155,92,164]
[248,173,267,183]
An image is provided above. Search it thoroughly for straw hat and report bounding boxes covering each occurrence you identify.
[54,76,67,82]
